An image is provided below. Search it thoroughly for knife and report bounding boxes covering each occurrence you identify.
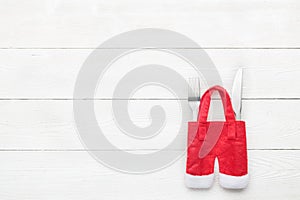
[231,68,243,120]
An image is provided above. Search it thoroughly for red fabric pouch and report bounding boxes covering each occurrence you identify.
[185,85,249,189]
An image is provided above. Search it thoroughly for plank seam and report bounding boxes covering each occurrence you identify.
[0,98,299,100]
[1,47,300,50]
[0,149,298,151]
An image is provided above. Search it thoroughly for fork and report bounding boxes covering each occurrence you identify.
[188,77,201,121]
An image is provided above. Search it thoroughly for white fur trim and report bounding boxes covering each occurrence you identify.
[219,173,249,189]
[185,173,214,189]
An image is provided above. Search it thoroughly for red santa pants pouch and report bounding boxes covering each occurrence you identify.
[185,85,249,189]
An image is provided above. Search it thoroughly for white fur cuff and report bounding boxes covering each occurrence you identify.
[185,173,214,189]
[219,173,249,189]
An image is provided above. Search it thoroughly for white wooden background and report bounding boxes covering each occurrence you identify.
[1,0,300,199]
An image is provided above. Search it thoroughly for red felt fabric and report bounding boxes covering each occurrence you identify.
[186,85,248,176]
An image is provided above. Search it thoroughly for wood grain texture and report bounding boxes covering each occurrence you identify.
[0,0,299,199]
[0,100,299,150]
[0,49,300,98]
[0,150,298,200]
[0,0,300,48]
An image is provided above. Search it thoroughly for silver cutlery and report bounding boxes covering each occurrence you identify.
[231,68,243,120]
[188,77,201,121]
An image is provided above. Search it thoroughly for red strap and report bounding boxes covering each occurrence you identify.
[197,85,236,122]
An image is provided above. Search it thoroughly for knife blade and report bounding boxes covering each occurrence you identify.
[231,68,243,120]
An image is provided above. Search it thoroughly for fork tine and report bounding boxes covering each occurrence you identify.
[188,77,201,121]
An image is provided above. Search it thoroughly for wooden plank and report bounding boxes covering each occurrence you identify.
[0,0,300,48]
[0,100,298,150]
[0,49,300,98]
[1,1,299,199]
[0,150,298,199]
